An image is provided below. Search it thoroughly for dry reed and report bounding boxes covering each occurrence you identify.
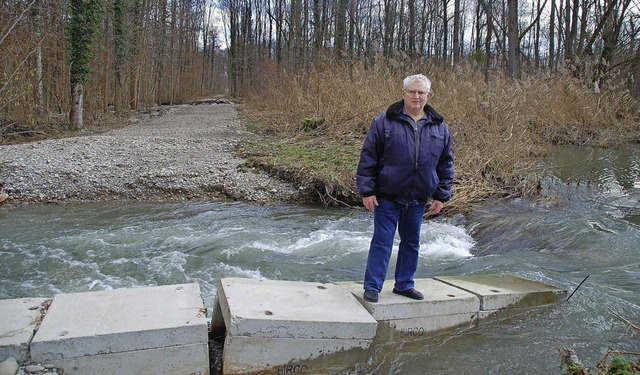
[240,60,640,213]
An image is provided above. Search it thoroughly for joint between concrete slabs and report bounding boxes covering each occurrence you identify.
[433,275,567,311]
[431,277,489,310]
[0,297,50,364]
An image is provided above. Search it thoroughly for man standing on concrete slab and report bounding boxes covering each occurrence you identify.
[356,74,454,303]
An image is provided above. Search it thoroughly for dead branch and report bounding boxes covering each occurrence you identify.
[609,308,640,333]
[323,185,355,208]
[2,130,46,136]
[0,122,17,133]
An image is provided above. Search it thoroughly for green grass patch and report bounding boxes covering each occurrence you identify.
[238,136,362,205]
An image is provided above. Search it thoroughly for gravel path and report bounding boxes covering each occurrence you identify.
[0,102,300,205]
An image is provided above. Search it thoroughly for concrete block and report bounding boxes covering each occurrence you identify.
[30,284,209,375]
[433,275,567,311]
[50,342,209,375]
[382,312,479,340]
[217,278,377,340]
[0,297,49,363]
[222,336,371,375]
[338,279,479,320]
[336,279,480,337]
[216,278,377,374]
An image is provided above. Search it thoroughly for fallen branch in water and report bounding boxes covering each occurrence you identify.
[608,308,640,333]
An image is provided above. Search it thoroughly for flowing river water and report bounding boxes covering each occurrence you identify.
[1,145,639,374]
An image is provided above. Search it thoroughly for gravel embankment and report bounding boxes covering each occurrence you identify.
[0,102,301,205]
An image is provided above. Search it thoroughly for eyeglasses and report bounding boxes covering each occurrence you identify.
[404,89,429,97]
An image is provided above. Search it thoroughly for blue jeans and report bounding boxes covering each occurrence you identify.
[364,197,426,292]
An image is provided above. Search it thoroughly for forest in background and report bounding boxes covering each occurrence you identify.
[2,0,640,212]
[1,0,226,132]
[2,0,640,127]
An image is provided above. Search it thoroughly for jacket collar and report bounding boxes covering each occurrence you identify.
[385,100,444,123]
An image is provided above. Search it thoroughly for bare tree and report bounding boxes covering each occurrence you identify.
[335,0,348,58]
[68,0,103,130]
[453,0,461,64]
[549,0,556,70]
[507,0,519,79]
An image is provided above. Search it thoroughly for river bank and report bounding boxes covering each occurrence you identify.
[0,102,302,206]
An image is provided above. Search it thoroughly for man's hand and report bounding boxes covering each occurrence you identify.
[428,199,444,215]
[362,195,378,212]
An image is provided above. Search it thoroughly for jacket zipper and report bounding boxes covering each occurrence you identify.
[413,123,419,171]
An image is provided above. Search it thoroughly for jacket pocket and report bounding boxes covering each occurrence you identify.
[429,133,445,158]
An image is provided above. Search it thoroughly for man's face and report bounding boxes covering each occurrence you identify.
[402,81,431,112]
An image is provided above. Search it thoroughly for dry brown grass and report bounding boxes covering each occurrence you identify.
[240,60,640,214]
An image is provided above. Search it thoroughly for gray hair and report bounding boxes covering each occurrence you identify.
[403,74,431,92]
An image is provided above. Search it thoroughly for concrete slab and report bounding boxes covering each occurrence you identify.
[50,342,209,375]
[217,278,377,340]
[434,275,567,311]
[0,297,49,363]
[336,279,479,320]
[383,312,478,340]
[336,279,480,337]
[222,335,371,375]
[216,278,378,375]
[30,284,209,374]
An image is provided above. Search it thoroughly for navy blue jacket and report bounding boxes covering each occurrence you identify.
[356,100,454,203]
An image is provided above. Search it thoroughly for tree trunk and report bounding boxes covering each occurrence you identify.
[154,0,168,105]
[383,0,395,56]
[549,0,555,70]
[70,82,84,130]
[313,0,322,53]
[169,0,177,103]
[130,0,146,110]
[275,0,283,63]
[534,0,541,68]
[347,0,355,59]
[474,0,482,55]
[67,0,102,130]
[335,0,347,58]
[484,0,493,83]
[564,0,573,60]
[442,0,449,61]
[114,0,126,113]
[453,0,461,64]
[507,0,520,79]
[569,0,579,58]
[34,0,44,114]
[408,0,416,55]
[398,0,405,51]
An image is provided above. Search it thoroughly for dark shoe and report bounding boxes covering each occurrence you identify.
[392,288,424,300]
[363,289,379,303]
